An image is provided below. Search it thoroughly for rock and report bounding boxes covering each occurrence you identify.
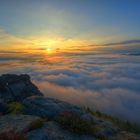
[0,115,40,134]
[81,113,120,139]
[81,113,95,122]
[0,74,43,102]
[27,121,96,140]
[116,131,140,140]
[23,96,83,118]
[0,102,7,115]
[93,120,120,139]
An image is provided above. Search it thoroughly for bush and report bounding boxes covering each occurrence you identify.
[56,111,95,135]
[7,102,24,114]
[0,130,26,140]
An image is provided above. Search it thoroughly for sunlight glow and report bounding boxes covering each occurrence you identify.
[46,48,53,53]
[0,31,99,53]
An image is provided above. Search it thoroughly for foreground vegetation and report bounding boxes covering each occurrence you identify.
[56,111,95,135]
[7,102,24,114]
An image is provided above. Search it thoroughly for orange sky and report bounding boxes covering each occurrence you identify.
[0,30,100,53]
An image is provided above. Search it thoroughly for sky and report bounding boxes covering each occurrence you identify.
[0,0,140,51]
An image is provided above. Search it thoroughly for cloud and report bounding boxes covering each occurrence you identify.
[0,42,140,122]
[14,53,139,122]
[33,80,140,122]
[102,39,140,46]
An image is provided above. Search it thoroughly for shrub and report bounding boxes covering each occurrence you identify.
[56,111,95,135]
[29,118,44,130]
[0,130,26,140]
[7,102,24,114]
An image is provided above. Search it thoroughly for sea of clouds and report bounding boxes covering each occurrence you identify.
[0,46,140,122]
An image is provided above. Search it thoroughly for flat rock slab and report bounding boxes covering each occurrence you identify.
[23,96,83,118]
[0,115,40,134]
[27,121,96,140]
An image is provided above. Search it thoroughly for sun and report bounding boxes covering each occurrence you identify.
[46,48,53,53]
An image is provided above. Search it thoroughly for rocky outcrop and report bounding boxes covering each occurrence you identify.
[23,96,83,118]
[0,74,43,103]
[27,121,95,140]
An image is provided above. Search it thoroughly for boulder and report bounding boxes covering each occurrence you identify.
[27,121,96,140]
[0,74,43,102]
[0,115,40,134]
[23,96,83,118]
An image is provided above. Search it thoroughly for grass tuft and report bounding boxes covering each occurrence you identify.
[7,102,24,114]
